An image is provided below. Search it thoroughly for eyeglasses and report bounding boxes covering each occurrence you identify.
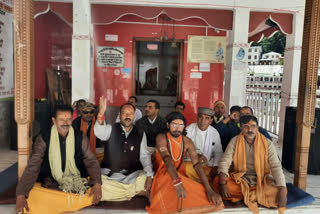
[83,110,95,114]
[170,124,185,128]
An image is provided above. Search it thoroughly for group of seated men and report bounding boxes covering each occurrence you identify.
[15,96,286,214]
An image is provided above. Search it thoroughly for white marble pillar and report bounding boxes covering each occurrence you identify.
[224,8,250,111]
[72,0,94,103]
[278,11,304,146]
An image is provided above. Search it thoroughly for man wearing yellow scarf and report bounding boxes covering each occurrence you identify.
[214,115,287,214]
[16,105,102,214]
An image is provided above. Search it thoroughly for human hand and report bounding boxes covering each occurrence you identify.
[174,183,187,199]
[16,195,29,214]
[230,111,240,121]
[89,183,102,204]
[206,188,222,205]
[219,184,230,198]
[198,154,208,164]
[145,176,153,196]
[277,186,287,208]
[72,101,77,109]
[98,96,107,116]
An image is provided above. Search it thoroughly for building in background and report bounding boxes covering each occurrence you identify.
[260,52,282,65]
[248,46,262,65]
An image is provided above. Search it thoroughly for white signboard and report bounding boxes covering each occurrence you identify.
[105,34,118,42]
[0,0,13,99]
[199,63,210,72]
[187,35,226,64]
[97,46,124,67]
[190,72,202,79]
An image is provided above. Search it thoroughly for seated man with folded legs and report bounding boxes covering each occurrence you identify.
[16,105,102,214]
[94,96,154,201]
[185,107,223,183]
[214,115,287,214]
[146,112,224,214]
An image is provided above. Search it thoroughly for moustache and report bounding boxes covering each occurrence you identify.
[247,131,254,135]
[170,131,182,137]
[173,131,182,135]
[124,118,131,122]
[61,125,70,128]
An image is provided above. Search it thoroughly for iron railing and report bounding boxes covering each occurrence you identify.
[246,89,281,135]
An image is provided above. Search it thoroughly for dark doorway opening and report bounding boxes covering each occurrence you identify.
[132,39,183,117]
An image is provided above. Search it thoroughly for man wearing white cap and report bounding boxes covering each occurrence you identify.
[211,100,226,127]
[184,107,223,183]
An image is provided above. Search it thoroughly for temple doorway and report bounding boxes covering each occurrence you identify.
[133,38,184,117]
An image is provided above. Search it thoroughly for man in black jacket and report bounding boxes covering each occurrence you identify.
[94,96,154,201]
[135,99,167,148]
[16,105,102,214]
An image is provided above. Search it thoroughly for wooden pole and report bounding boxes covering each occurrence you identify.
[14,0,34,179]
[294,0,320,190]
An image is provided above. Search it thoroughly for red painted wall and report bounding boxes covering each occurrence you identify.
[94,19,226,124]
[34,11,72,99]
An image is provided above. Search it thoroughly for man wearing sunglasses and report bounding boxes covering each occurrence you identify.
[185,107,223,183]
[72,103,101,154]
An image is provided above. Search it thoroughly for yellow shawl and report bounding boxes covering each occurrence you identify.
[49,125,88,195]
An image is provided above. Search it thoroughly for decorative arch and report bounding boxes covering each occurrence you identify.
[248,12,293,42]
[34,1,73,27]
[91,4,233,31]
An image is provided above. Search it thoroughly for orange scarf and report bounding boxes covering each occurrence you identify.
[80,117,96,153]
[166,132,183,164]
[232,132,285,214]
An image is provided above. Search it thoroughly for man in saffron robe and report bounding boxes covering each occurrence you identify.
[146,112,224,214]
[214,115,286,214]
[16,105,102,214]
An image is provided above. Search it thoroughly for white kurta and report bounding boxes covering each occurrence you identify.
[186,123,223,167]
[94,121,154,184]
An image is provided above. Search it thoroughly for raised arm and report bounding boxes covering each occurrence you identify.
[94,96,112,141]
[156,133,186,199]
[185,136,222,204]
